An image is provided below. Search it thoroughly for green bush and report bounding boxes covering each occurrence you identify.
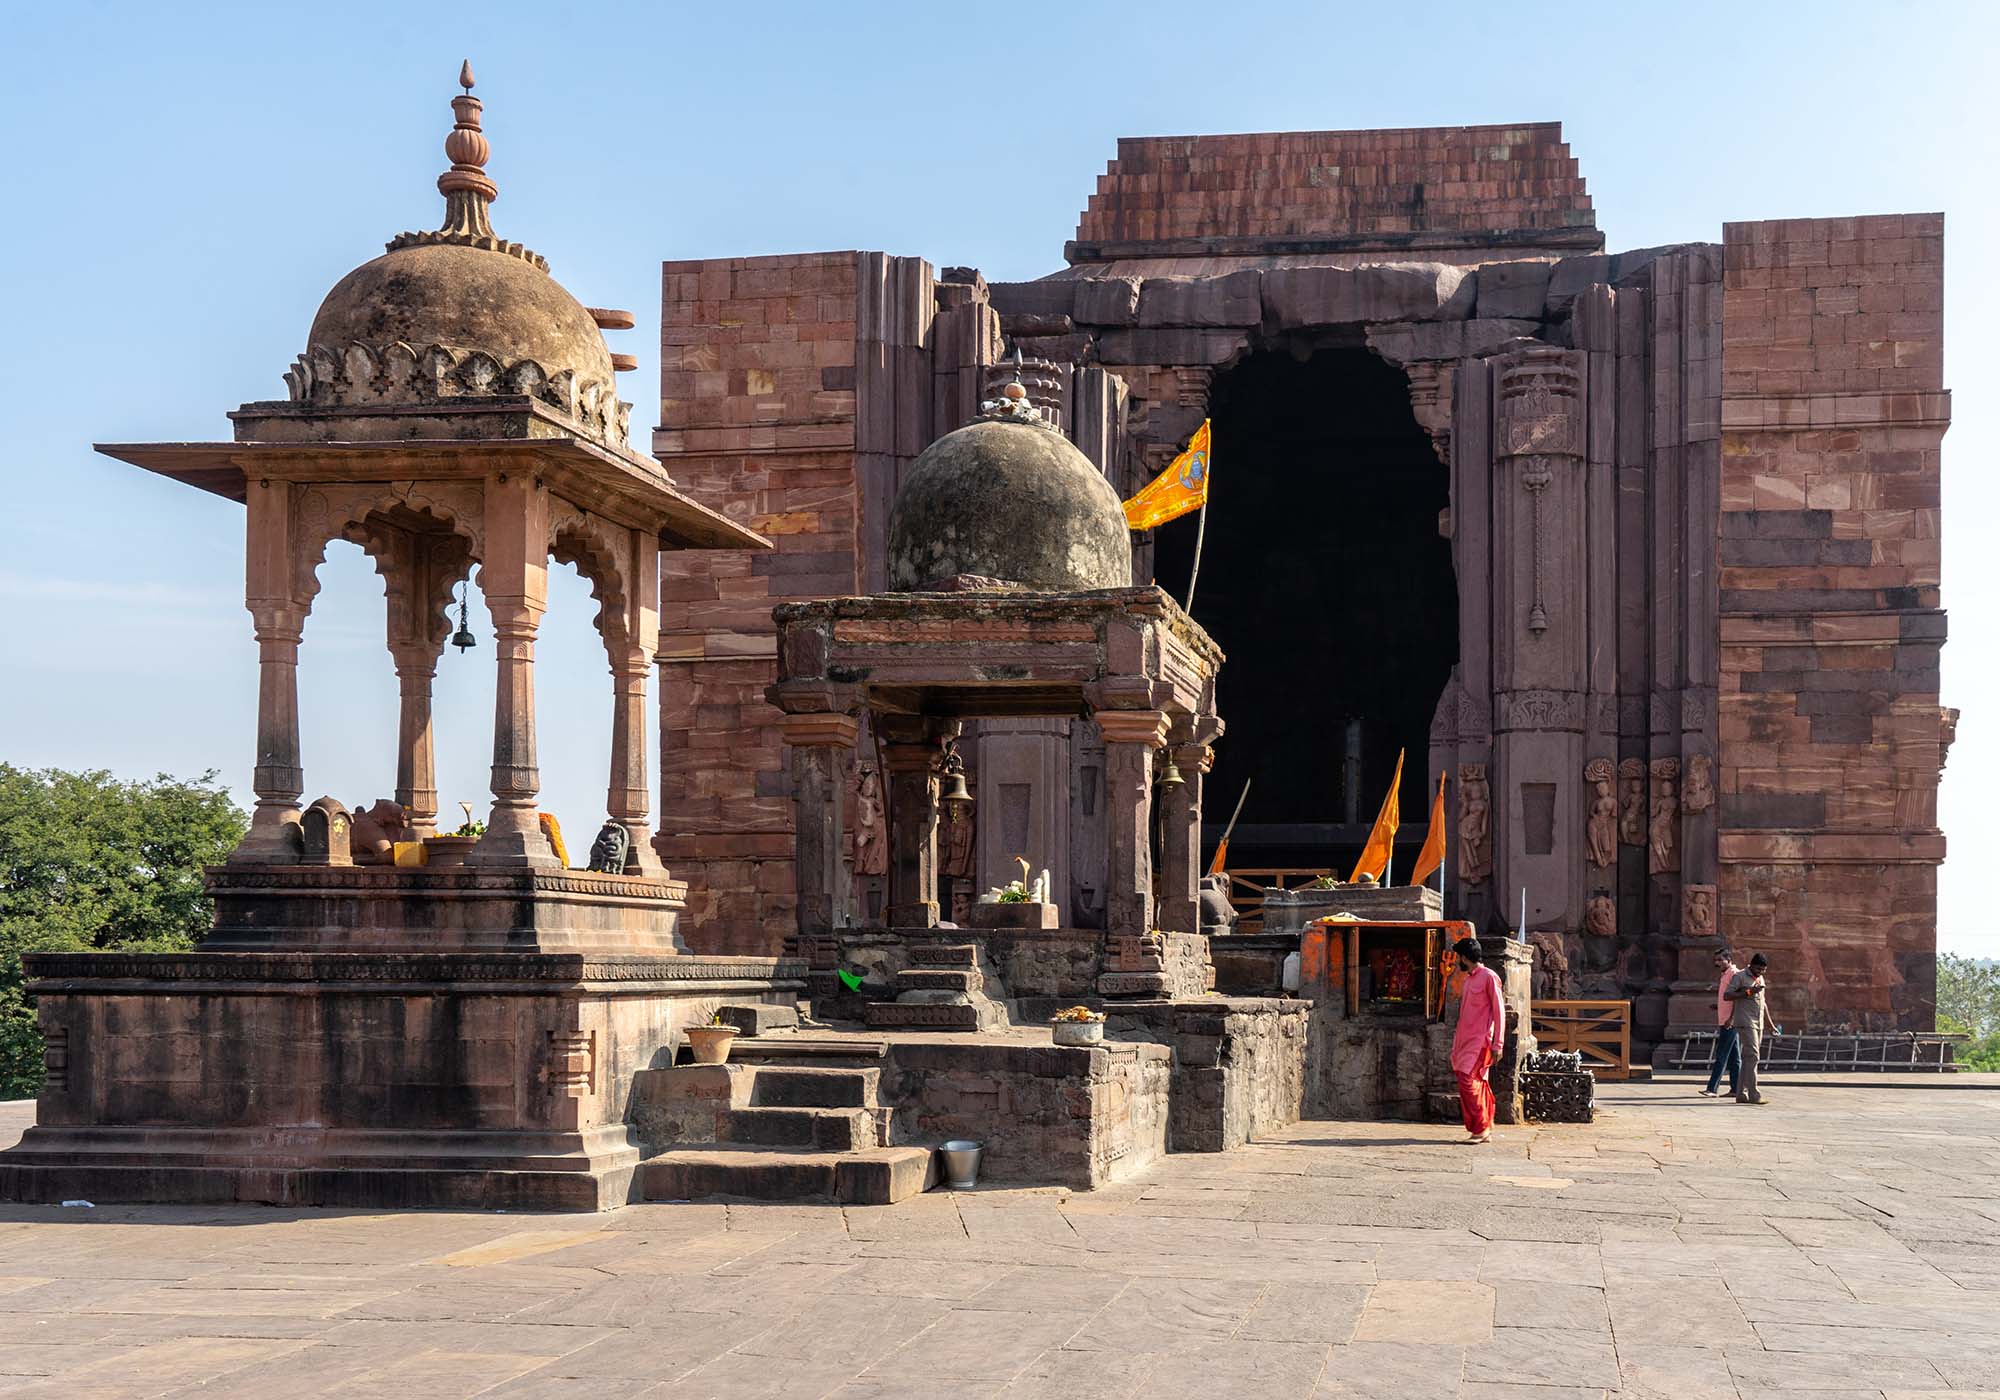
[0,766,246,1098]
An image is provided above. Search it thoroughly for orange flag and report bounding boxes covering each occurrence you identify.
[1207,837,1229,877]
[1409,770,1448,886]
[1347,748,1404,884]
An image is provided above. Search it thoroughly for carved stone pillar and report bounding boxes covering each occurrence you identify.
[1094,709,1170,938]
[472,473,555,868]
[237,478,307,863]
[1161,718,1219,935]
[607,529,664,874]
[391,648,440,837]
[881,716,957,928]
[1488,347,1588,932]
[779,712,861,944]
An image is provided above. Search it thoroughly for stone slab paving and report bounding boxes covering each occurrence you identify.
[1,1075,1997,1398]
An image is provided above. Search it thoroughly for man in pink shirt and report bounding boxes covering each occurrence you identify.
[1450,935,1507,1143]
[1699,948,1741,1097]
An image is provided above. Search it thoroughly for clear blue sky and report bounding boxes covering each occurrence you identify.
[3,1,1995,953]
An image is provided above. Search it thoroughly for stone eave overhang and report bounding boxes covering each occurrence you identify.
[95,433,770,552]
[1064,225,1606,266]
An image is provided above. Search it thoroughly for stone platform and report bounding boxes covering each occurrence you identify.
[1,1075,1996,1397]
[0,949,804,1211]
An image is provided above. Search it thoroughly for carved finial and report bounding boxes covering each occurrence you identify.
[387,63,546,268]
[436,61,497,238]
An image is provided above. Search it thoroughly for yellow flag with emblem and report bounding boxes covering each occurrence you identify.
[1122,420,1210,530]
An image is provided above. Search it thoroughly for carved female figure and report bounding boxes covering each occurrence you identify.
[1458,764,1492,883]
[1648,760,1681,876]
[1617,758,1646,846]
[853,763,887,877]
[1584,759,1617,868]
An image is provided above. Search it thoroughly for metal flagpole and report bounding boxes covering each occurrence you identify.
[1183,494,1209,613]
[1183,423,1210,614]
[1211,778,1251,869]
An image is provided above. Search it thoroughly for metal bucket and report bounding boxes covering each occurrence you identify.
[939,1140,983,1189]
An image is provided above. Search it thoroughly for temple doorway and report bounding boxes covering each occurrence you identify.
[1153,347,1458,877]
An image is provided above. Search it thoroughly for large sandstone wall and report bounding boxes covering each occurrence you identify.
[653,253,966,954]
[1717,214,1950,1031]
[1070,124,1599,264]
[654,252,868,954]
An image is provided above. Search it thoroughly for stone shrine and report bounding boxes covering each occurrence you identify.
[652,124,1953,1056]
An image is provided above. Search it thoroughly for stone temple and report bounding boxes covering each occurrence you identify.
[0,84,1955,1212]
[655,123,1951,1056]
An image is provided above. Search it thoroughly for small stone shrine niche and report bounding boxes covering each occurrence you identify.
[300,797,352,866]
[770,364,1223,1001]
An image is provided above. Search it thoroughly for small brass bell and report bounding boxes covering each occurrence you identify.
[451,583,476,653]
[1157,760,1185,790]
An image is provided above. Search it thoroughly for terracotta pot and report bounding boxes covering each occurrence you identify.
[422,835,480,868]
[686,1025,739,1065]
[1052,1019,1104,1046]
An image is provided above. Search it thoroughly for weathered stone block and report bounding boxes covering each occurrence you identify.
[1261,263,1473,329]
[1073,277,1142,326]
[1366,318,1539,365]
[1138,270,1262,327]
[1476,260,1555,321]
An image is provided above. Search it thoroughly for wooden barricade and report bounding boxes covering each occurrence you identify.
[1530,999,1632,1080]
[1221,868,1332,934]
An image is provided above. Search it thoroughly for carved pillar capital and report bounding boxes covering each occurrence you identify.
[1093,708,1171,749]
[778,712,863,749]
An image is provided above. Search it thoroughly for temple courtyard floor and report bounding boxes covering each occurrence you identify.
[0,1075,1996,1399]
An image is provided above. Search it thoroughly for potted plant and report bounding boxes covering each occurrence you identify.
[1050,1005,1105,1046]
[424,803,485,867]
[685,1011,740,1065]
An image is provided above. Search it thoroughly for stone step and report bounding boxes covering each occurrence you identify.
[865,1001,998,1031]
[713,1002,800,1037]
[748,1066,881,1109]
[723,1105,875,1152]
[730,1037,888,1063]
[895,968,982,994]
[908,944,978,967]
[637,1146,936,1205]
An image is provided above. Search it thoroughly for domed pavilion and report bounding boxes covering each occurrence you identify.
[2,67,799,1212]
[769,364,1223,1011]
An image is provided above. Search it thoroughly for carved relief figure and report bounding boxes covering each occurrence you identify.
[1457,764,1493,884]
[1683,884,1718,937]
[852,763,887,877]
[942,801,976,882]
[1585,891,1616,938]
[1648,758,1681,876]
[1683,754,1715,814]
[1617,758,1646,846]
[1526,930,1571,1001]
[1584,759,1617,869]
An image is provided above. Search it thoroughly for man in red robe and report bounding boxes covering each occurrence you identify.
[1450,936,1507,1143]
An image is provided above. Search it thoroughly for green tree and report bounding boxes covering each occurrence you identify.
[0,766,246,1097]
[1937,952,2000,1072]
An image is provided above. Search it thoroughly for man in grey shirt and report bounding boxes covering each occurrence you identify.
[1725,952,1778,1104]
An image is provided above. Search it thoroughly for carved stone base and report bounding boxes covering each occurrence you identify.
[1,950,806,1210]
[204,862,692,954]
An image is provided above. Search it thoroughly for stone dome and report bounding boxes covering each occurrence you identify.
[279,64,628,444]
[886,409,1134,593]
[307,240,614,391]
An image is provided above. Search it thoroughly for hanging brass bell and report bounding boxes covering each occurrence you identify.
[941,767,975,823]
[1157,761,1185,790]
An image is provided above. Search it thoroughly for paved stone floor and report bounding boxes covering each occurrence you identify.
[1,1074,1997,1399]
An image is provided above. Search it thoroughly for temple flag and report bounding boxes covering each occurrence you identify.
[1347,748,1405,884]
[1123,420,1210,530]
[1409,770,1447,885]
[1207,838,1229,876]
